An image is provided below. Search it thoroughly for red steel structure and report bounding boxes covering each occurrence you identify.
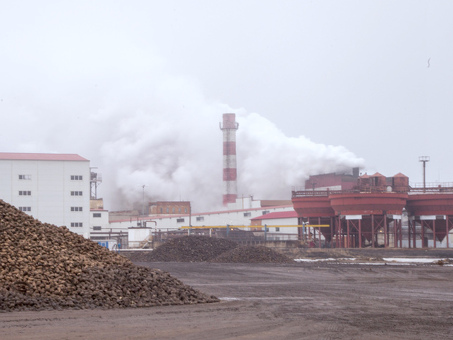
[406,194,453,248]
[292,172,453,248]
[220,113,239,206]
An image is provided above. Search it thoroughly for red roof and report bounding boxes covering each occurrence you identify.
[0,152,88,161]
[251,210,298,220]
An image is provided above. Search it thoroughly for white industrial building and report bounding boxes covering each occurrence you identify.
[0,152,91,238]
[105,198,297,248]
[251,211,299,241]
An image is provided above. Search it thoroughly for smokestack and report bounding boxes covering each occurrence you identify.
[220,113,239,206]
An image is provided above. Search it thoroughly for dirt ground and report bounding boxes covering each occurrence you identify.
[1,249,453,339]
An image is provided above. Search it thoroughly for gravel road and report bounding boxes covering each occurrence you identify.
[1,258,453,339]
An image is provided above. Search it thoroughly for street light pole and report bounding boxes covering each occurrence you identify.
[142,185,145,216]
[419,156,430,192]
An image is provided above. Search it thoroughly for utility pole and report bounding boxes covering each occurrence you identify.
[142,185,146,216]
[419,156,430,192]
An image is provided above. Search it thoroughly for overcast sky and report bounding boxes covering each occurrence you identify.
[1,1,452,211]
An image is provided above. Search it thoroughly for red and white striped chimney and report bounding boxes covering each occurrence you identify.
[220,113,239,206]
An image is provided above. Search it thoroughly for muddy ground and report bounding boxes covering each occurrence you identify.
[1,249,453,339]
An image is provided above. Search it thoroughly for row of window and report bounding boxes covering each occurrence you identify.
[19,174,31,180]
[18,174,84,181]
[161,207,189,214]
[18,206,102,216]
[243,210,269,217]
[71,222,83,227]
[17,191,84,196]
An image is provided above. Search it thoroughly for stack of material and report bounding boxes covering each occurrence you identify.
[141,236,239,262]
[0,200,218,312]
[123,236,293,264]
[211,245,293,263]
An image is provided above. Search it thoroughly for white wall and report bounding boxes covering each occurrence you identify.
[90,209,110,230]
[109,205,295,234]
[0,159,90,238]
[260,217,299,240]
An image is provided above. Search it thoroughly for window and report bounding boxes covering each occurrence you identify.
[244,212,251,217]
[19,207,31,212]
[71,191,83,196]
[71,175,83,180]
[93,226,101,231]
[176,218,185,223]
[71,207,83,212]
[262,210,270,215]
[18,174,31,180]
[19,191,31,196]
[196,216,204,222]
[93,213,102,218]
[275,227,280,232]
[71,222,83,227]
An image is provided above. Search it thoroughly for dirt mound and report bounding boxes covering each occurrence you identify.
[211,245,294,263]
[0,200,218,312]
[142,235,238,262]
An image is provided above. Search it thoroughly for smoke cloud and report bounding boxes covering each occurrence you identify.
[1,65,363,212]
[0,2,364,212]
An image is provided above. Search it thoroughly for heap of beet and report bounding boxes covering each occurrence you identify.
[133,235,239,262]
[0,200,218,312]
[211,245,293,263]
[122,235,293,264]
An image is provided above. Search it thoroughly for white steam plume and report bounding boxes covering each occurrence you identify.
[1,69,364,212]
[0,3,364,212]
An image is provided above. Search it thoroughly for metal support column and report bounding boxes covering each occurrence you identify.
[421,221,425,248]
[433,220,437,248]
[359,219,362,248]
[318,217,322,248]
[347,219,350,248]
[408,218,411,248]
[371,214,375,248]
[447,216,450,249]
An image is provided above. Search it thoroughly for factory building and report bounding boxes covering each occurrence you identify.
[304,167,360,191]
[0,152,91,238]
[250,211,299,241]
[293,171,453,248]
[149,201,191,215]
[104,197,295,248]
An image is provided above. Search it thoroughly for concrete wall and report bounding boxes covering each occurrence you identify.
[0,159,90,237]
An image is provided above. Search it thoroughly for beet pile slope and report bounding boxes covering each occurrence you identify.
[0,200,218,312]
[124,235,293,264]
[143,235,239,262]
[211,245,293,263]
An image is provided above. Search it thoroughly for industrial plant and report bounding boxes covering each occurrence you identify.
[293,170,453,249]
[1,114,452,250]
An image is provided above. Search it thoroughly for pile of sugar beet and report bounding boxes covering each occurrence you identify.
[0,200,218,312]
[124,235,294,264]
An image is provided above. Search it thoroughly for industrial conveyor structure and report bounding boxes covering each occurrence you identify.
[292,172,453,248]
